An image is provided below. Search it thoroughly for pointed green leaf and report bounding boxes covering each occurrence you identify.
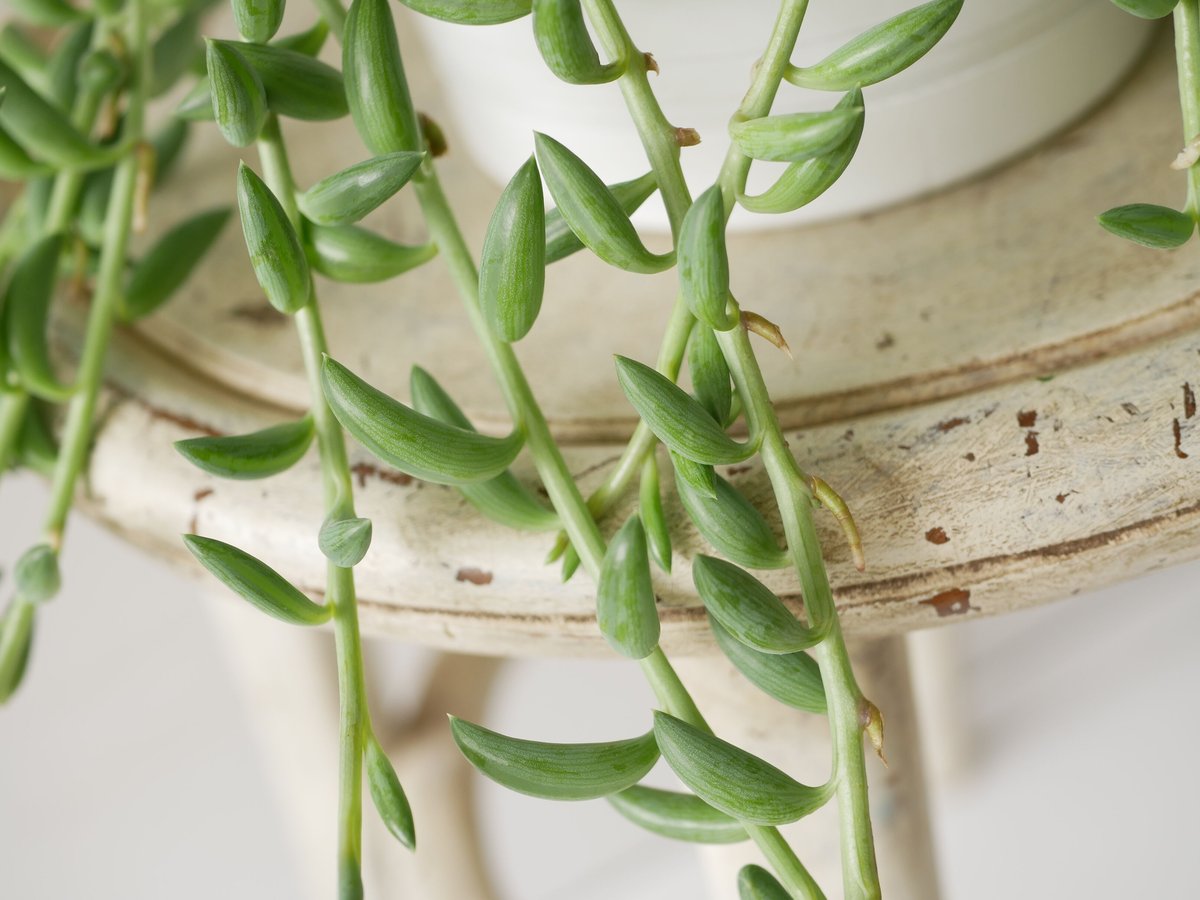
[183,534,331,625]
[535,133,674,273]
[0,57,117,169]
[0,601,35,704]
[675,470,788,570]
[175,416,314,480]
[597,515,660,659]
[689,326,731,427]
[8,0,86,29]
[532,0,621,85]
[0,25,49,94]
[221,41,348,121]
[237,162,311,313]
[17,401,57,476]
[319,515,373,568]
[1110,0,1178,17]
[730,105,862,162]
[0,122,50,179]
[46,19,93,110]
[738,865,791,900]
[671,451,716,499]
[653,712,831,825]
[639,454,671,573]
[739,90,864,215]
[4,232,73,402]
[693,555,820,653]
[344,0,421,154]
[710,617,825,714]
[205,39,267,147]
[410,366,557,530]
[365,732,415,849]
[233,0,285,43]
[15,544,60,604]
[77,47,123,97]
[678,185,735,330]
[176,75,215,121]
[560,544,581,582]
[786,0,964,90]
[298,152,425,226]
[615,356,752,465]
[546,171,658,264]
[1097,203,1194,249]
[322,356,525,485]
[124,207,231,320]
[396,0,531,25]
[449,717,659,800]
[272,20,331,56]
[304,222,437,283]
[608,786,748,845]
[150,118,191,185]
[480,156,546,342]
[152,11,203,97]
[77,167,114,247]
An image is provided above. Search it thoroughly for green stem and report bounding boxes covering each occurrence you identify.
[0,19,115,484]
[0,394,26,474]
[584,0,880,896]
[41,3,147,549]
[1175,0,1200,216]
[556,0,812,546]
[718,318,878,899]
[257,114,367,899]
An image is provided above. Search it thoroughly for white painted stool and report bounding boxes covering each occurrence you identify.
[60,30,1199,900]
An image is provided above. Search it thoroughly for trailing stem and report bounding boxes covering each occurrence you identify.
[584,0,880,895]
[256,115,369,897]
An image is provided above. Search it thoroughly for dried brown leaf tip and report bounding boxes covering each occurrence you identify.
[134,141,156,234]
[419,112,448,158]
[860,698,887,766]
[674,127,701,147]
[810,474,865,571]
[742,310,792,358]
[1172,133,1200,170]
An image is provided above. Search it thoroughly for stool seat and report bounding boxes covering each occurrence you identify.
[72,36,1198,657]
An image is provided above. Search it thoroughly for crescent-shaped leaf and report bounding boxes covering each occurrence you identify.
[175,416,314,480]
[608,786,748,844]
[653,712,831,825]
[450,716,659,800]
[322,356,524,485]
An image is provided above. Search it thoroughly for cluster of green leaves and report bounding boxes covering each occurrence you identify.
[174,1,434,892]
[0,0,231,702]
[309,0,964,898]
[0,0,967,896]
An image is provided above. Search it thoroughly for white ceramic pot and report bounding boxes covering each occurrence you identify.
[411,1,1153,233]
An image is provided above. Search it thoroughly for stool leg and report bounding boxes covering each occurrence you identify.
[363,652,503,900]
[673,636,940,900]
[204,594,339,900]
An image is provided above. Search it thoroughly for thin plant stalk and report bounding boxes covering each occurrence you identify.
[42,3,150,551]
[584,0,881,895]
[1176,0,1200,215]
[255,113,371,896]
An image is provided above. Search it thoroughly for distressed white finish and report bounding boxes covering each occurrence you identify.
[63,34,1198,657]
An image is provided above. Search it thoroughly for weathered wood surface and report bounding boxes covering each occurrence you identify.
[65,35,1200,656]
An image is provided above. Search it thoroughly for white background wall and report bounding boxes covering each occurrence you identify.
[2,470,1197,899]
